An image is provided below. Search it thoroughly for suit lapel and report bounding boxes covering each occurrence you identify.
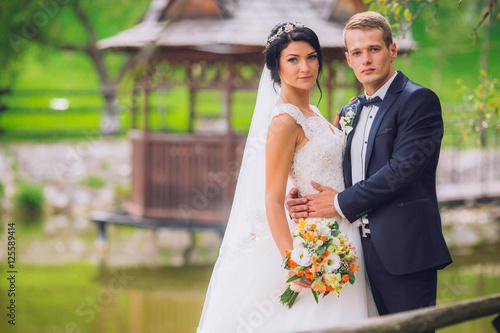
[364,72,408,173]
[343,101,363,188]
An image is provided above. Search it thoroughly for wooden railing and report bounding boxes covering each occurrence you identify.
[307,293,500,333]
[128,130,247,224]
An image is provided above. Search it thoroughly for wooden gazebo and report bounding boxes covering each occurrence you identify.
[97,0,413,228]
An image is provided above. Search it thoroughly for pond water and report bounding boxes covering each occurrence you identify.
[1,204,499,333]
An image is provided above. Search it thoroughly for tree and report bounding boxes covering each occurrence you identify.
[456,70,500,147]
[364,0,500,145]
[1,0,150,133]
[364,0,498,44]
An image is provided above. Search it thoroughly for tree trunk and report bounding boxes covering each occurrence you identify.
[101,84,120,134]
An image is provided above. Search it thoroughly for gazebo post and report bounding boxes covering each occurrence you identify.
[187,62,195,133]
[132,68,152,216]
[131,84,138,129]
[143,67,151,133]
[224,59,234,134]
[221,59,234,207]
[326,61,335,122]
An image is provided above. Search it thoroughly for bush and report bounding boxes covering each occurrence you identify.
[79,175,106,189]
[113,182,131,209]
[13,181,44,217]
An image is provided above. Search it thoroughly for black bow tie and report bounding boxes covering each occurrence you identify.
[358,95,382,107]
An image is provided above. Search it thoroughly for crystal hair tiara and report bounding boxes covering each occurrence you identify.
[266,22,305,46]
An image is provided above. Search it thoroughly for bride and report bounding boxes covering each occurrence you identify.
[197,23,376,333]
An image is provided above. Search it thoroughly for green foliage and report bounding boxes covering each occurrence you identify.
[0,180,4,200]
[363,0,498,42]
[456,70,500,146]
[113,182,131,208]
[1,0,151,84]
[79,174,106,189]
[13,181,45,217]
[1,0,499,146]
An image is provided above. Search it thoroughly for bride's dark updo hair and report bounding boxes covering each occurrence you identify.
[264,22,323,93]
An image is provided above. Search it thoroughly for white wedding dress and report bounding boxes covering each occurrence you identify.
[197,103,376,333]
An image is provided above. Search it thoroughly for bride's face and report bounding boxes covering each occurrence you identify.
[278,41,319,91]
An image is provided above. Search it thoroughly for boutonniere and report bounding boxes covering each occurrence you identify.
[339,107,356,144]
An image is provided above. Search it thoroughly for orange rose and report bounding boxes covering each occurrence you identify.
[311,281,326,294]
[321,251,329,259]
[310,224,317,230]
[326,285,334,292]
[342,274,350,284]
[311,263,321,273]
[285,250,292,257]
[296,270,303,276]
[306,231,317,241]
[288,259,298,269]
[320,236,326,242]
[305,268,315,280]
[349,264,359,274]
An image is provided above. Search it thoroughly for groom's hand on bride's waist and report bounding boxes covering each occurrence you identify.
[285,183,339,222]
[303,181,339,219]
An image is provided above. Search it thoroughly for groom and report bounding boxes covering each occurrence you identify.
[287,11,452,320]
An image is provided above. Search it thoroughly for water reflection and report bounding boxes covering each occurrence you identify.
[1,203,499,333]
[84,249,500,333]
[92,266,212,333]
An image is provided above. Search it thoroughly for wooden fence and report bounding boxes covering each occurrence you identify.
[311,293,500,333]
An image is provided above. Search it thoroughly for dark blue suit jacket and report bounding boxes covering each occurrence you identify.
[337,71,452,276]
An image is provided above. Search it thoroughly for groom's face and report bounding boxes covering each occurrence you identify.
[344,28,397,96]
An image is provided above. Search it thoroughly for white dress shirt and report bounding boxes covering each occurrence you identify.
[334,72,398,219]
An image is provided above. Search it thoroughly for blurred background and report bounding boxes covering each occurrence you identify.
[0,0,499,332]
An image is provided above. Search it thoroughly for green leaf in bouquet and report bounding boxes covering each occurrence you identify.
[349,274,356,285]
[332,230,340,237]
[317,246,326,255]
[322,291,330,298]
[286,275,301,283]
[315,276,323,285]
[311,289,319,303]
[333,221,339,229]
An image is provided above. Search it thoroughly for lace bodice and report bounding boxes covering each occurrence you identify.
[272,104,345,197]
[218,103,346,261]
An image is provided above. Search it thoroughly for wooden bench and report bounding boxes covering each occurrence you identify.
[90,210,226,266]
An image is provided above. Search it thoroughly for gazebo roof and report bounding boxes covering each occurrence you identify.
[98,0,414,55]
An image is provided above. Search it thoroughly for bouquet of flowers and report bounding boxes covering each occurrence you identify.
[280,220,358,308]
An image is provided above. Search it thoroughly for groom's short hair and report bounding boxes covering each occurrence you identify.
[343,11,393,50]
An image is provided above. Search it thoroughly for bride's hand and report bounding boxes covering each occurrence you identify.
[288,270,310,289]
[285,187,309,223]
[333,112,340,129]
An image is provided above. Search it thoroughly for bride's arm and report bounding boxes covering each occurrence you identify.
[265,114,301,260]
